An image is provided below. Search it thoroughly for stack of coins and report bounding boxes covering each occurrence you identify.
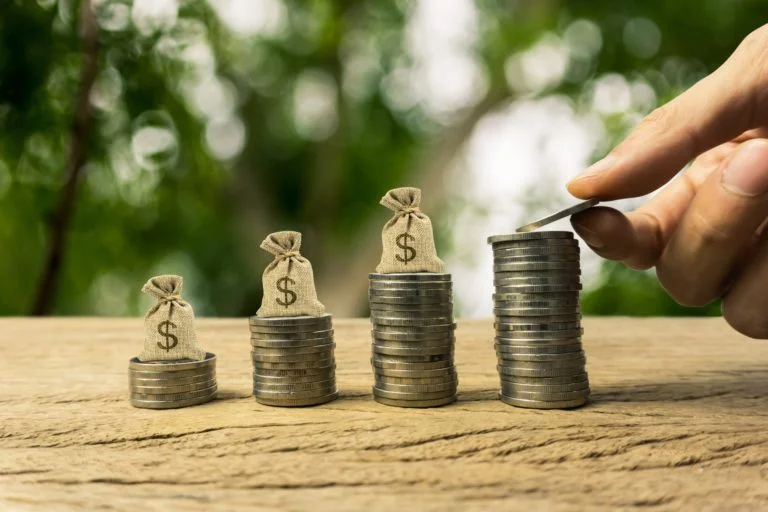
[249,314,338,407]
[488,231,590,409]
[129,353,217,409]
[369,273,458,408]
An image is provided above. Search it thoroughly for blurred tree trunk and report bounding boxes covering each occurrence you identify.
[31,0,98,315]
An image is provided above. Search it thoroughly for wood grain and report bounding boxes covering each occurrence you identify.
[1,318,767,511]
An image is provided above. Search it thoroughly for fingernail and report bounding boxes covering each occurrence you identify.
[571,220,605,249]
[568,155,618,185]
[721,140,768,197]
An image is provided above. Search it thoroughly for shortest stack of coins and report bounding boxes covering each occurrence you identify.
[129,354,217,409]
[488,231,590,409]
[249,314,338,407]
[369,273,458,408]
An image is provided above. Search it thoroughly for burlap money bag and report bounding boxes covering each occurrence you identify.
[138,275,206,362]
[376,187,445,273]
[257,231,326,317]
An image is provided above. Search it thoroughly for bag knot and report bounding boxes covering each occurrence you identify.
[276,250,300,261]
[158,293,182,304]
[399,206,421,215]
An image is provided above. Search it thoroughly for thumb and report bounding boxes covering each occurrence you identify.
[568,26,767,200]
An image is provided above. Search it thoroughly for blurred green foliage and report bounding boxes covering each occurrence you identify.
[0,0,765,316]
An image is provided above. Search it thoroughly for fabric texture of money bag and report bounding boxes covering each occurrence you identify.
[138,275,206,362]
[257,231,326,317]
[376,187,445,274]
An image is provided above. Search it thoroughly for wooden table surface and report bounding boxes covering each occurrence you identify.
[1,317,767,511]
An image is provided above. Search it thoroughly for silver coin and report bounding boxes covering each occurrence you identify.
[369,303,453,313]
[252,359,335,370]
[488,232,574,244]
[375,380,456,393]
[369,284,453,292]
[495,313,581,323]
[131,379,217,395]
[254,379,336,392]
[492,239,579,250]
[369,295,452,305]
[374,367,457,378]
[128,353,216,372]
[370,273,451,281]
[248,314,332,328]
[373,323,457,334]
[495,328,583,340]
[500,373,589,385]
[493,300,580,311]
[368,285,452,295]
[492,343,583,354]
[492,291,580,301]
[495,322,581,333]
[501,388,590,401]
[253,372,334,385]
[250,336,334,349]
[372,330,453,342]
[251,343,335,356]
[250,329,334,341]
[516,199,599,233]
[491,245,581,256]
[253,386,337,400]
[251,350,334,363]
[253,365,336,378]
[494,273,580,283]
[375,374,456,386]
[373,338,455,349]
[496,353,586,368]
[373,344,454,357]
[255,392,338,407]
[372,316,454,327]
[495,346,585,359]
[130,392,216,410]
[130,372,216,387]
[494,285,582,295]
[494,254,580,264]
[371,359,453,370]
[129,367,215,381]
[372,387,456,401]
[494,262,581,272]
[493,275,581,285]
[372,351,453,362]
[494,268,581,278]
[249,323,334,334]
[494,306,581,317]
[373,395,455,408]
[370,311,454,322]
[499,394,588,409]
[501,380,589,392]
[496,365,586,377]
[131,384,218,402]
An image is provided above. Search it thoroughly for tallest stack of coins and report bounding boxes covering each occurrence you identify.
[488,232,590,409]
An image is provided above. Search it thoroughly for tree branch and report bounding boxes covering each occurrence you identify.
[31,0,99,315]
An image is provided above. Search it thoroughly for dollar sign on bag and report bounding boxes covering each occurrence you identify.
[395,232,416,264]
[156,320,178,352]
[276,276,297,307]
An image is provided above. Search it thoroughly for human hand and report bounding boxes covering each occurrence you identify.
[566,24,768,338]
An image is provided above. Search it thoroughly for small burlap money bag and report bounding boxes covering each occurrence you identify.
[138,275,206,362]
[257,231,326,317]
[376,187,445,274]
